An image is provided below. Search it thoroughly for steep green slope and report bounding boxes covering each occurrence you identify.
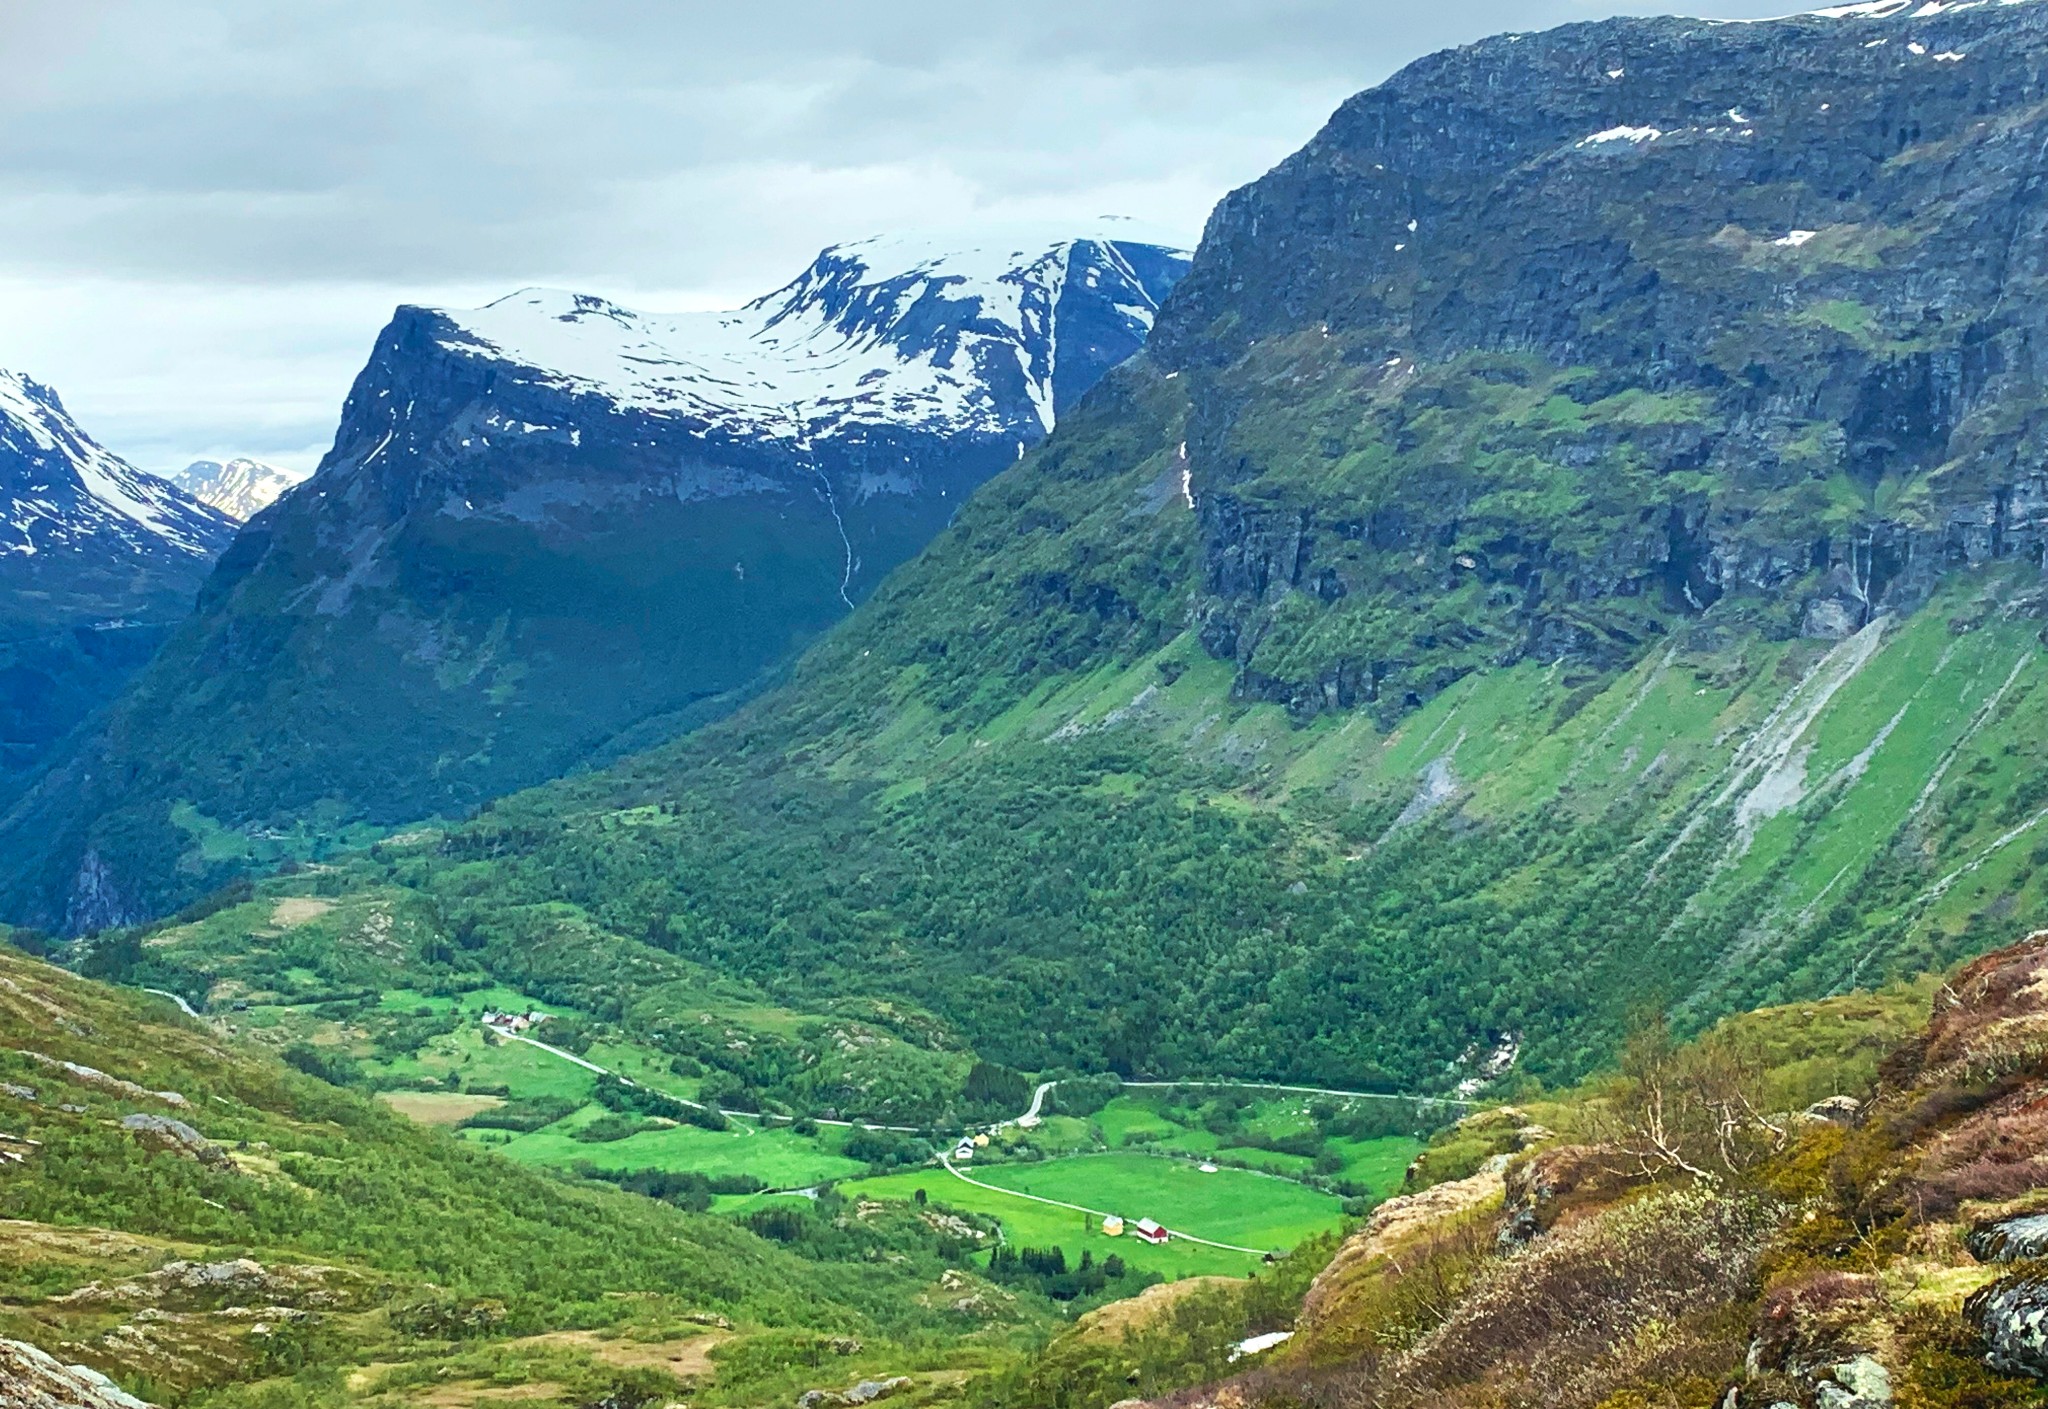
[56,1,2048,1100]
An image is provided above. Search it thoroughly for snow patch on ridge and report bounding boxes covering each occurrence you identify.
[1580,126,1664,146]
[433,225,1188,451]
[0,371,231,558]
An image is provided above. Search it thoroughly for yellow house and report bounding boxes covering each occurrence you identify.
[1101,1215,1125,1237]
[973,1133,990,1147]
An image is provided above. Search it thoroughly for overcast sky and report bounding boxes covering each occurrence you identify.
[2,0,1800,476]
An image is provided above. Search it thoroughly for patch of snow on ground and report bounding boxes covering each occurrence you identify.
[1812,0,1913,17]
[1776,229,1820,247]
[1579,125,1663,146]
[1229,1332,1294,1363]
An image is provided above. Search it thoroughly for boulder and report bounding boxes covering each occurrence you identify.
[1967,1213,2048,1265]
[118,1113,231,1167]
[796,1376,911,1409]
[1800,1095,1863,1127]
[0,1337,155,1409]
[1966,1268,2048,1379]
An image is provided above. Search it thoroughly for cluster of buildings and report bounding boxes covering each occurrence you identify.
[1099,1214,1169,1244]
[480,1009,550,1036]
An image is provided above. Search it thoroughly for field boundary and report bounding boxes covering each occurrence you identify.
[937,1155,1276,1256]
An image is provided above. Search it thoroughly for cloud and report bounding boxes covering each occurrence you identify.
[0,0,1801,472]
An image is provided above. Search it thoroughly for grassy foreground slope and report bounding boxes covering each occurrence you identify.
[1047,934,2048,1409]
[0,941,1058,1408]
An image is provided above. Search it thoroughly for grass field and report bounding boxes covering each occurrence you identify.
[378,1091,505,1126]
[843,1151,1346,1279]
[1086,1094,1423,1192]
[494,1104,868,1187]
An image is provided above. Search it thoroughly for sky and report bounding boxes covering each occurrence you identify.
[1,0,1803,477]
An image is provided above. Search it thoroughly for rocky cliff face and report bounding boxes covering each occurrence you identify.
[1137,0,2048,719]
[0,373,234,795]
[0,230,1186,929]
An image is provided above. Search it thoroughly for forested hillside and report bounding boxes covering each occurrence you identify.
[39,0,2048,1097]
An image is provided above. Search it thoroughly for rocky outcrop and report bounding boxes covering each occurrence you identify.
[796,1376,912,1409]
[1296,1159,1506,1341]
[1498,1143,1647,1247]
[1129,2,2048,720]
[1967,1269,2048,1381]
[0,1337,155,1409]
[15,1051,187,1107]
[119,1113,231,1167]
[56,1259,375,1313]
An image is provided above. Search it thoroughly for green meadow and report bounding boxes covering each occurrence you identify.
[844,1150,1348,1279]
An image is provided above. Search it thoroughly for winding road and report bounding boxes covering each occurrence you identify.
[496,1029,926,1134]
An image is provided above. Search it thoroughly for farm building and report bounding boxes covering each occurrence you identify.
[1101,1215,1125,1237]
[481,1010,549,1035]
[1132,1218,1169,1245]
[952,1141,976,1161]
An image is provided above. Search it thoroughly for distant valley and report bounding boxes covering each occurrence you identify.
[0,229,1189,930]
[16,3,2048,1407]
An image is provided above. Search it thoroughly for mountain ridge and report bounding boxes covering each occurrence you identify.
[66,0,2048,1092]
[167,457,308,520]
[0,230,1189,931]
[0,371,234,797]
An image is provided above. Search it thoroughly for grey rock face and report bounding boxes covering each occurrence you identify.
[1967,1269,2048,1379]
[1968,1212,2048,1265]
[1139,2,2048,718]
[0,1337,155,1409]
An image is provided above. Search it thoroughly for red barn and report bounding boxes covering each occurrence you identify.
[1132,1218,1169,1245]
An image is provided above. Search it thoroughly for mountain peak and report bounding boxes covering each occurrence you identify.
[0,369,233,560]
[167,456,310,521]
[433,229,1190,444]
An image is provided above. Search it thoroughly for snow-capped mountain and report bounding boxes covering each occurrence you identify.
[168,457,309,521]
[0,372,233,561]
[440,229,1189,447]
[0,229,1190,929]
[0,370,235,797]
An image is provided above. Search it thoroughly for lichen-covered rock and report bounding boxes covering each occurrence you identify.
[118,1113,230,1167]
[0,1337,155,1409]
[796,1376,912,1409]
[1498,1143,1646,1246]
[1965,1268,2048,1380]
[1814,1354,1892,1408]
[1968,1213,2048,1265]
